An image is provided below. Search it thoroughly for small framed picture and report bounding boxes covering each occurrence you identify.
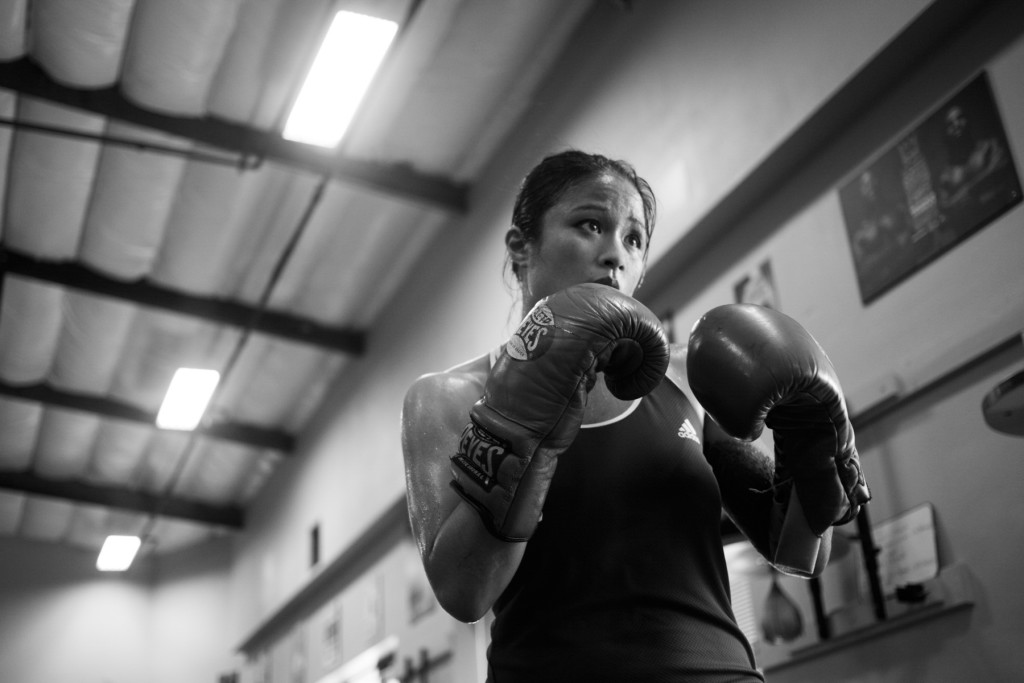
[734,259,779,310]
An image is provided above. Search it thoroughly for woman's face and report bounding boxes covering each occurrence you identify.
[511,172,648,310]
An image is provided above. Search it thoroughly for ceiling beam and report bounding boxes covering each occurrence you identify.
[0,57,469,212]
[0,469,244,528]
[0,379,294,453]
[1,248,364,356]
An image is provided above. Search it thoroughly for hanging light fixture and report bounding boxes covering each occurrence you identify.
[97,535,141,571]
[156,368,220,430]
[283,10,399,148]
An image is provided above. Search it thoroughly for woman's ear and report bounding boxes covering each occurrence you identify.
[505,227,531,267]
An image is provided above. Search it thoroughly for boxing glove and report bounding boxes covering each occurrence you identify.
[451,283,670,541]
[687,304,870,575]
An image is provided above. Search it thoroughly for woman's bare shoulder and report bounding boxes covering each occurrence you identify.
[402,353,490,466]
[404,353,489,419]
[443,352,491,378]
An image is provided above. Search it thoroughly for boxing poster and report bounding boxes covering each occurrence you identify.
[840,72,1022,304]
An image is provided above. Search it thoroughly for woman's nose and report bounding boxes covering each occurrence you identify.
[599,236,626,270]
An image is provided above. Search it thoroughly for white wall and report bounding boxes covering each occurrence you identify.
[238,533,485,683]
[0,535,238,683]
[150,538,238,683]
[0,538,151,683]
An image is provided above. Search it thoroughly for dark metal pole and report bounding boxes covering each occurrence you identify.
[857,506,888,621]
[808,576,831,639]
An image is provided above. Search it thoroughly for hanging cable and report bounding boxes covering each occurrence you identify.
[136,173,330,547]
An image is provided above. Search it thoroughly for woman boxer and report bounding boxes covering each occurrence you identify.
[401,150,868,681]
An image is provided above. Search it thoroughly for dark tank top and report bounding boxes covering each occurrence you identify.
[486,377,764,682]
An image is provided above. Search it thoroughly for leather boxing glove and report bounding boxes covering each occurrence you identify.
[687,304,870,575]
[451,283,670,542]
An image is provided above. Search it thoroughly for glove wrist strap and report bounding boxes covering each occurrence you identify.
[450,421,549,542]
[770,491,823,577]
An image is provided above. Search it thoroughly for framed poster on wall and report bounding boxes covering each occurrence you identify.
[839,72,1022,304]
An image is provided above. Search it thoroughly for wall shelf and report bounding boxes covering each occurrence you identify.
[764,563,974,673]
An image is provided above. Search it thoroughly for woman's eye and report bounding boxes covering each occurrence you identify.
[627,232,645,249]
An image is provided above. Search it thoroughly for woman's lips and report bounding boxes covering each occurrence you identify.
[592,276,619,289]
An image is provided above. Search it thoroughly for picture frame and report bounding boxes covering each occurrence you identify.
[839,72,1022,304]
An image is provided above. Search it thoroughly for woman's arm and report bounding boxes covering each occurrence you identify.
[406,287,670,619]
[703,417,832,577]
[702,417,774,555]
[667,347,831,576]
[401,369,525,623]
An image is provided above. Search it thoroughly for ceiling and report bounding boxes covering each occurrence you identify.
[0,0,594,560]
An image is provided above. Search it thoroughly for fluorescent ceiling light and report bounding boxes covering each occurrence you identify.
[156,368,220,430]
[283,10,399,147]
[97,535,141,571]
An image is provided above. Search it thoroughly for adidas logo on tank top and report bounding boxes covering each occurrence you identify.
[677,418,700,444]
